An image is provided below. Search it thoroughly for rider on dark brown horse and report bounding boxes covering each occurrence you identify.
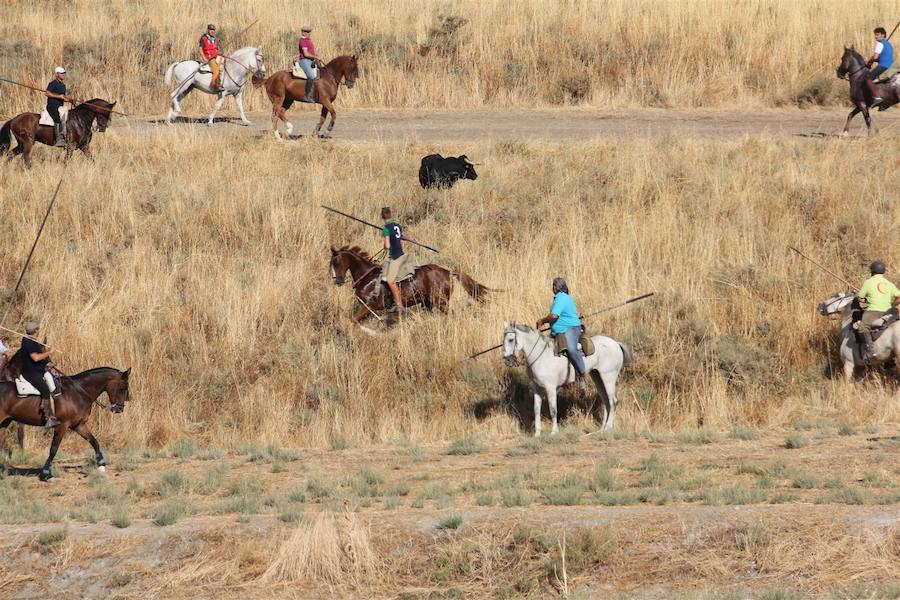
[45,67,72,147]
[381,207,409,313]
[21,322,59,428]
[298,25,322,103]
[866,27,894,107]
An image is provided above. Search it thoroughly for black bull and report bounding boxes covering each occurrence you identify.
[418,154,478,189]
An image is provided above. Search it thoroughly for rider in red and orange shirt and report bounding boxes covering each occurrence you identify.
[198,24,222,91]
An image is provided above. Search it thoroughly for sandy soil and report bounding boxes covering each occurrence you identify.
[120,107,900,141]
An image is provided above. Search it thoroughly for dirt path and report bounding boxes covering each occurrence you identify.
[123,107,900,141]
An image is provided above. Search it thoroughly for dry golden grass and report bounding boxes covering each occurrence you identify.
[0,129,899,449]
[0,0,897,116]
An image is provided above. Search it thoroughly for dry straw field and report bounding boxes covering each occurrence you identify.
[2,1,900,598]
[0,0,898,114]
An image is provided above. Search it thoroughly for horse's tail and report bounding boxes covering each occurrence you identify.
[452,271,491,302]
[164,61,178,86]
[618,342,635,366]
[0,119,11,156]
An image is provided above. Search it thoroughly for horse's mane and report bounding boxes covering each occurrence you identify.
[335,245,375,264]
[847,47,866,65]
[68,366,124,380]
[72,98,112,113]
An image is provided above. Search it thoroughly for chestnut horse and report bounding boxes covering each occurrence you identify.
[329,245,490,335]
[0,367,131,481]
[0,98,117,166]
[256,55,358,139]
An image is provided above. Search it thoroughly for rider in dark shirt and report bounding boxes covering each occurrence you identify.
[381,207,409,313]
[21,322,58,427]
[45,67,71,147]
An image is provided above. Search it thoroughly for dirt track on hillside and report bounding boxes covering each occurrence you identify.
[123,107,900,141]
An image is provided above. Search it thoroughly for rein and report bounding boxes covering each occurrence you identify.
[514,329,550,368]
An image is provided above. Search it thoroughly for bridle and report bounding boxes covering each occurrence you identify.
[222,52,265,88]
[505,327,549,368]
[837,54,867,80]
[819,293,853,316]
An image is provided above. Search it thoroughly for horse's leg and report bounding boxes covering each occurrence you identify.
[862,105,874,135]
[168,84,187,123]
[533,390,543,437]
[271,97,285,140]
[598,370,619,431]
[322,98,337,136]
[315,105,327,137]
[80,144,94,163]
[548,387,560,435]
[844,358,855,383]
[22,136,34,168]
[588,370,607,428]
[73,423,106,473]
[351,304,378,337]
[235,89,251,126]
[208,92,227,125]
[39,425,66,481]
[842,106,861,136]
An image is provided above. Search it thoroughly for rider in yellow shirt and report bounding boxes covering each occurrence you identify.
[857,260,900,361]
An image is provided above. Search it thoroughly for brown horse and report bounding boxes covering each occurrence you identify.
[0,367,130,481]
[0,98,117,166]
[836,47,900,135]
[256,55,358,139]
[329,245,490,335]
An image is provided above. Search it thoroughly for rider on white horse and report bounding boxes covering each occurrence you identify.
[857,260,900,362]
[199,24,222,92]
[536,277,586,390]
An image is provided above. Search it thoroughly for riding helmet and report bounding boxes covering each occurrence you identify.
[870,260,886,274]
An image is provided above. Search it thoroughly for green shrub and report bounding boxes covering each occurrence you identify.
[437,513,463,530]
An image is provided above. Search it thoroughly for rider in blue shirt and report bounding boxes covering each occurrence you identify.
[867,26,894,106]
[536,277,586,389]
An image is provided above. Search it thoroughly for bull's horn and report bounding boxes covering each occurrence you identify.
[463,158,482,165]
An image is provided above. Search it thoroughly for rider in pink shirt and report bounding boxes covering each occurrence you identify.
[298,26,321,103]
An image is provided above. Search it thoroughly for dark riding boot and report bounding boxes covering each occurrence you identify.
[53,123,66,147]
[40,398,59,428]
[866,79,883,106]
[862,331,879,363]
[302,78,316,103]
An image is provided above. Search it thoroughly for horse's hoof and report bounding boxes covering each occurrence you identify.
[241,121,252,127]
[38,469,53,482]
[97,465,107,474]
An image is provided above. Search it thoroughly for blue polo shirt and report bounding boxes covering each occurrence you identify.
[549,291,581,335]
[877,39,894,69]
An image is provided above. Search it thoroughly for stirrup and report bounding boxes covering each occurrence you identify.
[872,97,884,107]
[301,95,316,103]
[43,415,60,428]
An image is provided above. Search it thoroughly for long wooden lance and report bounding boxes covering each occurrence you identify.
[321,205,440,253]
[465,292,655,360]
[0,76,128,116]
[788,246,857,292]
[889,18,900,40]
[1,168,67,326]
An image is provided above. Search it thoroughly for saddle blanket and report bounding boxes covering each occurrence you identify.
[554,332,596,357]
[15,373,58,397]
[875,64,900,83]
[291,61,318,80]
[38,105,69,127]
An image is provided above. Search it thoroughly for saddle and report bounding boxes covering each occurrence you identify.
[852,308,899,346]
[15,372,60,398]
[291,61,318,80]
[875,64,900,84]
[38,105,69,127]
[554,330,595,357]
[380,257,419,283]
[198,64,213,74]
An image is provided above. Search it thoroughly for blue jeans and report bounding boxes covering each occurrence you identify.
[299,58,316,80]
[562,326,586,377]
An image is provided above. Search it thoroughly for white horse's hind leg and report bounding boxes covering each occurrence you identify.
[235,90,252,126]
[599,371,619,431]
[208,93,226,125]
[533,391,542,437]
[547,388,559,435]
[843,359,855,383]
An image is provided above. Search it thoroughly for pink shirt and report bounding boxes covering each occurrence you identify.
[299,37,316,58]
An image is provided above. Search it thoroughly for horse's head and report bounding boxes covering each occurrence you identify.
[836,46,862,79]
[251,47,267,78]
[107,367,131,413]
[343,55,359,89]
[818,291,856,317]
[502,322,524,367]
[83,99,116,131]
[330,246,350,286]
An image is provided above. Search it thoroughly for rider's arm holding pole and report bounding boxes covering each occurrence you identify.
[536,313,558,331]
[29,346,53,363]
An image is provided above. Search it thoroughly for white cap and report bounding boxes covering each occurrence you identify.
[54,66,66,74]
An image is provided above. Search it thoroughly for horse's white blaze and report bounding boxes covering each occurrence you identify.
[330,264,336,278]
[502,324,631,435]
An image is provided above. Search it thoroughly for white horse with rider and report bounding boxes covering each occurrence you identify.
[502,322,633,436]
[164,47,265,126]
[818,291,900,381]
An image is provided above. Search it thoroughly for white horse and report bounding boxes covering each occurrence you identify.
[818,291,900,381]
[164,47,266,126]
[502,323,633,436]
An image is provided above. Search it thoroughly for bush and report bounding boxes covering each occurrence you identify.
[793,76,833,107]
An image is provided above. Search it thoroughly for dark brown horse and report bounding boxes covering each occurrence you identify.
[836,47,900,135]
[0,367,130,481]
[329,245,489,335]
[256,55,358,139]
[0,98,117,166]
